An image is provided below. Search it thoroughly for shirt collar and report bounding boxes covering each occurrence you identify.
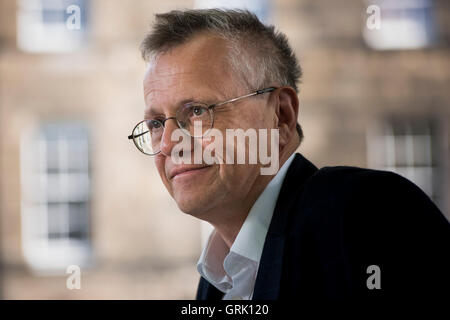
[197,153,296,288]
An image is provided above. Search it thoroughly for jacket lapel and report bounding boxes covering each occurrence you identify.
[252,153,318,299]
[196,276,225,300]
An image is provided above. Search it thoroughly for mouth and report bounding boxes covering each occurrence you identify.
[169,165,212,180]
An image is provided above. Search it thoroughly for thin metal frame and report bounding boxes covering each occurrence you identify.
[128,87,277,155]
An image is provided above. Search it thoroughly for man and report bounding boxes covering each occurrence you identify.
[129,9,450,299]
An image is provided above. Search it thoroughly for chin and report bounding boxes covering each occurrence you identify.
[170,168,221,219]
[174,192,214,219]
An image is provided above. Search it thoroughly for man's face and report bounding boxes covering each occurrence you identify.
[143,34,276,220]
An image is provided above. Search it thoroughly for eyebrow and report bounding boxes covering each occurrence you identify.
[143,97,213,119]
[144,108,165,119]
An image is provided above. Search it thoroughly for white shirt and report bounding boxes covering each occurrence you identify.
[197,153,296,300]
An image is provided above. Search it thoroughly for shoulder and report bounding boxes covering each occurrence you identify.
[302,165,430,207]
[282,162,450,296]
[294,164,447,234]
[310,165,409,191]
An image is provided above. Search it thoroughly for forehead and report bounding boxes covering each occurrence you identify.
[143,33,238,116]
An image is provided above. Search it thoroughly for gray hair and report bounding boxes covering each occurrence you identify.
[140,8,303,142]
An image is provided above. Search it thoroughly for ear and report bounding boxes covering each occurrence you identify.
[273,87,299,148]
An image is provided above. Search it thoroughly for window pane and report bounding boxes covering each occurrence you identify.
[46,140,60,172]
[413,135,432,166]
[47,203,67,239]
[68,140,89,171]
[68,202,89,239]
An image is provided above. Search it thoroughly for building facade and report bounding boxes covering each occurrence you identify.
[0,0,448,299]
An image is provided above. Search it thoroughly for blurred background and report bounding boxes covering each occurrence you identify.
[0,0,448,299]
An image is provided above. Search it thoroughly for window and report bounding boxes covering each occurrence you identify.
[21,122,91,272]
[363,0,436,50]
[17,0,87,53]
[367,118,447,213]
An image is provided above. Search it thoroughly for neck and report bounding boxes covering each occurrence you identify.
[209,176,270,248]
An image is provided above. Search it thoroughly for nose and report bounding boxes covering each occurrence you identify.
[159,118,182,156]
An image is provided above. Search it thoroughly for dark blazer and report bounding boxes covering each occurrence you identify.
[196,153,450,299]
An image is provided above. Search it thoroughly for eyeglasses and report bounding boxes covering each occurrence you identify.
[128,87,276,156]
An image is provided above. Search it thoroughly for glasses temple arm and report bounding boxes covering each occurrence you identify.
[209,87,277,109]
[256,87,276,94]
[128,131,148,139]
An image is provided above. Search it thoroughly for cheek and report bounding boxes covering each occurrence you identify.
[222,107,269,131]
[217,162,258,198]
[155,156,171,188]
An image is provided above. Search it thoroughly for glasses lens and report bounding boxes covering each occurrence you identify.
[132,120,163,155]
[177,103,213,137]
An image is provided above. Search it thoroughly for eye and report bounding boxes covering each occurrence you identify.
[147,119,162,130]
[192,106,206,116]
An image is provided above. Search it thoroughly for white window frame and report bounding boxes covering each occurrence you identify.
[362,0,436,50]
[17,0,87,53]
[21,122,91,273]
[367,118,447,213]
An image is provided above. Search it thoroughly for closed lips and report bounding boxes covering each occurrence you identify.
[169,165,211,179]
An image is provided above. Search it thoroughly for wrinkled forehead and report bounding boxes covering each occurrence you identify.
[143,34,240,116]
